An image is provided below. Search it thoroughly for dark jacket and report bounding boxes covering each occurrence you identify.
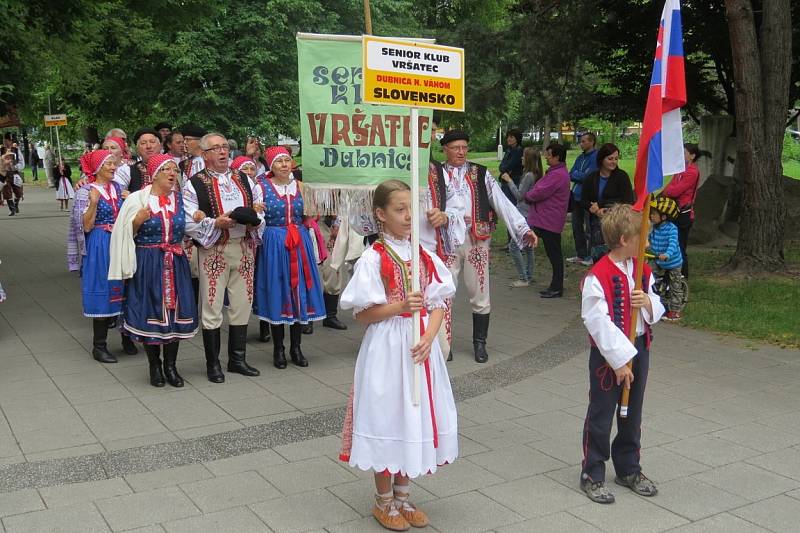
[499,145,523,183]
[581,168,635,210]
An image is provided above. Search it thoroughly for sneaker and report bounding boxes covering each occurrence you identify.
[615,471,658,496]
[663,311,682,322]
[580,258,594,266]
[566,256,582,263]
[580,477,615,504]
[509,280,530,288]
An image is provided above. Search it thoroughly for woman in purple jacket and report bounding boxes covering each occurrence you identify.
[524,143,571,298]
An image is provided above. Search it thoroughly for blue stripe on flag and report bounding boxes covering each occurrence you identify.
[651,58,662,85]
[647,131,664,193]
[667,10,684,57]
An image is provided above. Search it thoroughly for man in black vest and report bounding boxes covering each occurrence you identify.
[183,132,264,383]
[430,130,537,363]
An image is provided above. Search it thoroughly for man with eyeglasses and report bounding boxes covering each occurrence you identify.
[430,130,537,364]
[183,132,265,383]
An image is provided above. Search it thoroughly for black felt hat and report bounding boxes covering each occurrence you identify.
[178,124,208,138]
[154,122,172,131]
[229,206,260,227]
[133,128,160,145]
[440,129,469,146]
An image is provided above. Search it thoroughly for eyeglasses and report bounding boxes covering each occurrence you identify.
[203,144,230,153]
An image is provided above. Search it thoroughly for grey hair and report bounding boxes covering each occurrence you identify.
[105,128,127,139]
[227,139,238,150]
[199,132,226,150]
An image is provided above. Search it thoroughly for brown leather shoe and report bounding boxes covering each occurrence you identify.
[397,501,429,528]
[373,495,410,531]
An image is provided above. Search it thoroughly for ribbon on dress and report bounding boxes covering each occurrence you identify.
[285,224,313,290]
[141,243,184,310]
[399,308,439,449]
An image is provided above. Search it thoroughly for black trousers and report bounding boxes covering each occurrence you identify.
[570,199,590,259]
[581,336,649,483]
[533,227,563,291]
[676,211,692,278]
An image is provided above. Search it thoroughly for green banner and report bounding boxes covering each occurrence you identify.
[297,35,433,186]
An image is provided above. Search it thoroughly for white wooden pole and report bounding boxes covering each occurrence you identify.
[410,107,421,407]
[55,125,63,167]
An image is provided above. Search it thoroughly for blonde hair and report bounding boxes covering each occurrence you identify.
[372,179,410,232]
[522,147,543,182]
[601,204,641,249]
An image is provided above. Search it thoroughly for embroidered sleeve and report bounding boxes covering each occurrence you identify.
[424,251,456,310]
[182,180,222,248]
[113,165,131,190]
[485,169,530,246]
[340,249,388,315]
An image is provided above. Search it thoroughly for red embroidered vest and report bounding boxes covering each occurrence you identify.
[585,254,652,347]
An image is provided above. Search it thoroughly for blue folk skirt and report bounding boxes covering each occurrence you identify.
[122,247,198,344]
[253,225,326,324]
[81,228,123,317]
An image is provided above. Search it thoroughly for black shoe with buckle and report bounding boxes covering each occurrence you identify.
[615,471,658,497]
[581,476,615,504]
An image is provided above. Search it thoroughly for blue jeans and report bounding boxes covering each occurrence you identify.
[509,239,534,281]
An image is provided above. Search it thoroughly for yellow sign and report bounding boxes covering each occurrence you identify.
[44,114,67,127]
[362,36,464,112]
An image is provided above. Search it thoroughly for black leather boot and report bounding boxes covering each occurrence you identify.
[145,345,165,387]
[271,324,287,369]
[202,328,225,383]
[472,313,490,364]
[121,333,138,355]
[162,342,184,387]
[92,318,117,363]
[289,323,308,367]
[322,292,348,330]
[302,322,313,334]
[227,324,260,376]
[258,320,271,342]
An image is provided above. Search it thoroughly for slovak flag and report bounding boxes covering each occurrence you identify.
[633,0,687,210]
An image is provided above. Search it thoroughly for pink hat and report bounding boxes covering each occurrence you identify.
[80,149,114,183]
[231,156,256,171]
[264,146,291,170]
[146,153,175,179]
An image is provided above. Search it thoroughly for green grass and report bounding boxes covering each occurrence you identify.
[679,244,800,347]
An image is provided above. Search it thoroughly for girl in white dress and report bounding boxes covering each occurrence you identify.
[339,179,458,531]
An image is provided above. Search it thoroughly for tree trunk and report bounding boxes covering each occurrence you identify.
[542,116,551,148]
[724,0,790,272]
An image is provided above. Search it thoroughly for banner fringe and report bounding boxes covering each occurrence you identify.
[302,183,377,216]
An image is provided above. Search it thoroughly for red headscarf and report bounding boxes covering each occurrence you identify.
[231,156,256,172]
[146,153,175,179]
[105,136,131,162]
[265,146,291,170]
[79,150,114,183]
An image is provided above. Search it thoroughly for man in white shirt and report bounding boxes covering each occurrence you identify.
[432,130,537,363]
[183,133,265,383]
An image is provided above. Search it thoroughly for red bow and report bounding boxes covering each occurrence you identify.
[158,195,171,208]
[285,224,313,290]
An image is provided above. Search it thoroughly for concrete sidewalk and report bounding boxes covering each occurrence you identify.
[1,188,800,532]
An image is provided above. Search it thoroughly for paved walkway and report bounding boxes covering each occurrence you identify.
[1,187,799,532]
